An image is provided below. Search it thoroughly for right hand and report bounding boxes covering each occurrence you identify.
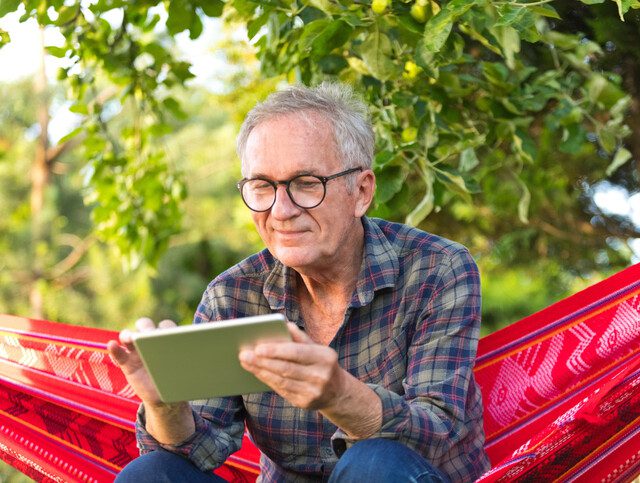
[107,317,177,406]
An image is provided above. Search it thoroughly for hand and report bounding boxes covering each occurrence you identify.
[107,317,177,406]
[239,323,346,410]
[239,323,382,438]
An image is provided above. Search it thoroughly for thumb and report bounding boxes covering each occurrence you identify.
[287,322,313,344]
[107,339,129,366]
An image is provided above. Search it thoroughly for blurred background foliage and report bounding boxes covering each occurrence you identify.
[0,0,639,478]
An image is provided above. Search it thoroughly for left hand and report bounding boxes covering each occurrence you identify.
[239,322,346,410]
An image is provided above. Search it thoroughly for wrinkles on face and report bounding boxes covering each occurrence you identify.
[244,113,364,276]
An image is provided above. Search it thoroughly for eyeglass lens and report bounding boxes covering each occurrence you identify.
[241,175,325,211]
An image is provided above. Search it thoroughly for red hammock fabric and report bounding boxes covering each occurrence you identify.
[0,263,639,482]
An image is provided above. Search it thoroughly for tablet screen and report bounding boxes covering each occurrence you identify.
[131,313,289,402]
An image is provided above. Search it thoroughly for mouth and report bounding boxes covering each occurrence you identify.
[275,229,306,235]
[273,228,308,239]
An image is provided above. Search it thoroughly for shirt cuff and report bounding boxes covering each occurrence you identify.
[135,403,230,472]
[331,384,408,457]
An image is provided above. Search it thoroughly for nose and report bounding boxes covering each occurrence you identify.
[270,184,301,220]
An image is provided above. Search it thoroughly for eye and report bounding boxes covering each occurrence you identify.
[292,176,322,191]
[249,180,273,191]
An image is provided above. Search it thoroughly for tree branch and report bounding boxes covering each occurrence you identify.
[50,234,96,280]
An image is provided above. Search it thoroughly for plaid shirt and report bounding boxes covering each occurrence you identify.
[136,217,490,482]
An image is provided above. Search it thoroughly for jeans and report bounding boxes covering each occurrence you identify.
[328,438,449,483]
[115,450,225,483]
[116,438,449,482]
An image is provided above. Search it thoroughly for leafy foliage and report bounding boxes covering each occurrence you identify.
[0,0,638,272]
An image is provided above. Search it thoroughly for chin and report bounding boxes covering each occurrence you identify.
[271,246,317,269]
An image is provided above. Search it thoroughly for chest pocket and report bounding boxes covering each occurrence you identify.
[360,335,407,392]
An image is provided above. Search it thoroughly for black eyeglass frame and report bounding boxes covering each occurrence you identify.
[237,167,363,212]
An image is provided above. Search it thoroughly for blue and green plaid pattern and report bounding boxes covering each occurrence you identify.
[136,217,489,482]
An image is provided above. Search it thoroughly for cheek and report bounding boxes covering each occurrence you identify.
[251,214,270,237]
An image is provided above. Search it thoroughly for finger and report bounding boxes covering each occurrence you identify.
[241,346,331,384]
[240,359,325,408]
[240,353,301,386]
[107,340,129,366]
[119,329,135,345]
[287,322,313,344]
[158,319,177,329]
[253,341,312,364]
[135,317,156,332]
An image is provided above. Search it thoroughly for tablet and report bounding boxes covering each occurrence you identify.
[131,313,290,402]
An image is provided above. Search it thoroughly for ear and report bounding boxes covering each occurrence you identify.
[354,169,376,217]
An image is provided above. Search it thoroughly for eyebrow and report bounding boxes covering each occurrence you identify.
[247,169,316,180]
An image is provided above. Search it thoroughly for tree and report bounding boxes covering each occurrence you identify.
[0,0,638,275]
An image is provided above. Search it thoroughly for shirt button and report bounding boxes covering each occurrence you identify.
[321,447,334,457]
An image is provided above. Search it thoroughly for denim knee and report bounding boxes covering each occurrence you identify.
[115,450,225,483]
[329,438,449,483]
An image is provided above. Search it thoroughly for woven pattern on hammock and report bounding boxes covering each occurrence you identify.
[475,263,640,482]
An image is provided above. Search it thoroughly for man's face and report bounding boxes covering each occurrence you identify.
[242,113,372,272]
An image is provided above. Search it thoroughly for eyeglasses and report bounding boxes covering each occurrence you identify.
[237,167,363,212]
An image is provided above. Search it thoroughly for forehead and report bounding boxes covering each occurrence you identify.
[243,112,340,177]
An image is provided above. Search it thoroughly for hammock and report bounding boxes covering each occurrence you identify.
[0,263,638,482]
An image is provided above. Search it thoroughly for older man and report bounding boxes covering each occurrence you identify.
[109,83,490,482]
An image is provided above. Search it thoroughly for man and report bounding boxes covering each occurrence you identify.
[109,83,490,482]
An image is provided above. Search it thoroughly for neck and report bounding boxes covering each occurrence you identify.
[296,222,365,306]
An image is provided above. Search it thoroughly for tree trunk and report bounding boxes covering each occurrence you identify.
[30,26,49,319]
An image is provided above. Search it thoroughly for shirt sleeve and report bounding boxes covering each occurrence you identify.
[134,291,248,472]
[135,397,246,472]
[331,247,483,463]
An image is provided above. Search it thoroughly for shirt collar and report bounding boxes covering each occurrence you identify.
[351,217,399,307]
[262,217,399,312]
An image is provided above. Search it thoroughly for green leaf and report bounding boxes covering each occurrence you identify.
[606,147,632,176]
[57,126,84,144]
[513,175,531,224]
[0,28,10,46]
[45,46,68,58]
[299,19,351,59]
[166,0,193,35]
[529,5,561,19]
[69,101,89,115]
[559,124,586,154]
[586,74,626,109]
[247,10,270,40]
[598,125,617,154]
[434,167,471,201]
[374,165,405,204]
[491,25,520,69]
[189,14,203,39]
[406,184,434,226]
[421,20,452,55]
[307,0,339,15]
[459,148,479,172]
[494,4,528,27]
[163,96,188,119]
[359,29,397,81]
[610,96,631,118]
[198,0,224,17]
[611,0,640,20]
[374,150,396,169]
[420,0,476,56]
[55,4,79,25]
[318,54,348,74]
[0,0,20,18]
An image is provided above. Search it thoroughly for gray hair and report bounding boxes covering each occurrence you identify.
[237,82,374,177]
